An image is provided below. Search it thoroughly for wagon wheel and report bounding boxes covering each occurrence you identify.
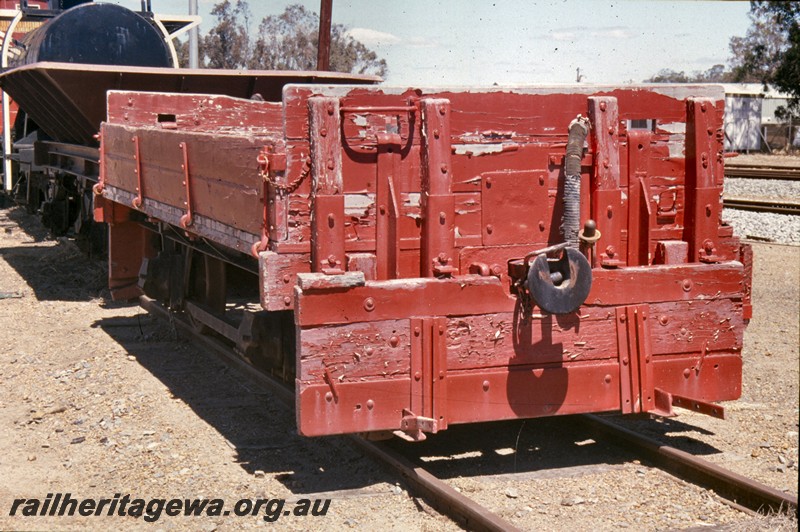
[185,251,227,334]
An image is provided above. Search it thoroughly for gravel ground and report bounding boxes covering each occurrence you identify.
[723,153,800,245]
[0,205,797,531]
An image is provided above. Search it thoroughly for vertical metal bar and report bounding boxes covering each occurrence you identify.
[420,99,455,277]
[376,133,401,279]
[410,318,423,416]
[684,98,723,263]
[635,305,655,414]
[432,317,448,431]
[588,96,623,268]
[616,307,632,414]
[317,0,332,71]
[308,97,345,274]
[188,0,199,69]
[627,130,651,266]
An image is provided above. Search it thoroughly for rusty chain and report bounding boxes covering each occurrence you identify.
[258,155,310,194]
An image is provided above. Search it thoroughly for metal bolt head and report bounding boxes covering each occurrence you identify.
[390,335,399,346]
[414,372,421,381]
[327,158,335,170]
[539,175,545,186]
[486,224,494,234]
[682,279,692,292]
[363,297,375,312]
[328,254,337,266]
[482,380,490,391]
[283,296,291,306]
[539,220,546,231]
[439,211,446,224]
[283,274,291,284]
[366,399,374,410]
[605,245,616,257]
[440,163,448,174]
[599,101,607,112]
[325,392,333,402]
[365,347,374,356]
[433,129,440,139]
[604,374,612,383]
[320,127,328,137]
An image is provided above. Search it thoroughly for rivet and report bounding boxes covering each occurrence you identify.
[283,274,291,283]
[607,205,613,218]
[620,315,626,323]
[390,335,399,347]
[366,399,374,410]
[683,368,691,378]
[485,177,493,187]
[539,175,545,186]
[705,204,712,217]
[608,126,614,135]
[438,326,444,335]
[604,374,612,383]
[433,129,440,139]
[439,106,446,115]
[486,224,494,234]
[439,371,444,379]
[320,127,327,137]
[599,101,607,112]
[327,102,334,115]
[365,347,374,356]
[482,380,490,391]
[440,163,448,174]
[283,296,291,306]
[439,212,446,224]
[539,221,546,231]
[414,372,421,381]
[325,392,333,402]
[413,328,420,337]
[328,213,335,227]
[379,204,386,215]
[659,315,668,325]
[682,279,692,292]
[606,245,615,257]
[363,297,375,312]
[622,358,629,366]
[700,103,707,112]
[327,159,335,170]
[603,159,610,169]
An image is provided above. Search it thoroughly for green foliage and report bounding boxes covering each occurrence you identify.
[644,64,732,83]
[732,1,799,118]
[197,2,387,77]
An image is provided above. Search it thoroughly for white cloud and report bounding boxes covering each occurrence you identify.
[590,28,634,39]
[346,28,402,46]
[550,31,577,41]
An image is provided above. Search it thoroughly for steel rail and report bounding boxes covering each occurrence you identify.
[580,414,798,516]
[138,296,521,532]
[725,164,800,180]
[723,196,800,216]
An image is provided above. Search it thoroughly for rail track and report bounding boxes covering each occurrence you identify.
[138,295,798,529]
[722,196,800,216]
[578,415,798,516]
[725,163,800,181]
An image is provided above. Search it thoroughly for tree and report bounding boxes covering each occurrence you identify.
[729,2,799,118]
[197,2,387,77]
[248,4,386,76]
[201,0,252,69]
[644,65,732,84]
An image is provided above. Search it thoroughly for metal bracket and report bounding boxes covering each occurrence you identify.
[653,388,725,420]
[398,409,438,441]
[179,142,194,228]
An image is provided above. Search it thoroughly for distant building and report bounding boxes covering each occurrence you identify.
[719,83,797,152]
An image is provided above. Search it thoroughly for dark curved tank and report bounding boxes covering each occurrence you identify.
[13,3,173,68]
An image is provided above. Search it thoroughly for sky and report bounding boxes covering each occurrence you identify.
[100,0,754,86]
